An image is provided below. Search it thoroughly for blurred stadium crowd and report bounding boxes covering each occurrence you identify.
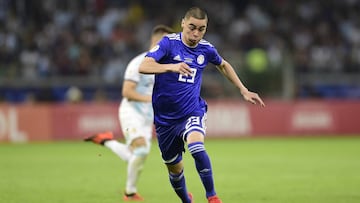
[0,0,360,103]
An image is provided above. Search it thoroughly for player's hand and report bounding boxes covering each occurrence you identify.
[242,90,265,107]
[171,62,192,76]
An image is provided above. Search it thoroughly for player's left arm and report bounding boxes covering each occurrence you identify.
[216,59,265,106]
[122,80,152,102]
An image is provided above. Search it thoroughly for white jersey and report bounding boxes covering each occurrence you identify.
[119,52,154,144]
[120,52,154,121]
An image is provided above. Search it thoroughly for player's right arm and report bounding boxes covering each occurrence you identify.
[139,57,193,76]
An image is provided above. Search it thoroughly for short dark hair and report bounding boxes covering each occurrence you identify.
[184,7,207,21]
[152,24,175,35]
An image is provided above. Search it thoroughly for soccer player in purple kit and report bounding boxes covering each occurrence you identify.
[139,7,265,203]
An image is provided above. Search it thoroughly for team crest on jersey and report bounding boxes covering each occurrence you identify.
[149,45,160,52]
[197,54,205,65]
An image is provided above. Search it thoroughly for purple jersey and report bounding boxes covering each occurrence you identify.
[145,32,222,126]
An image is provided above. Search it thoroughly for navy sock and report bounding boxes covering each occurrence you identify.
[169,170,191,203]
[188,141,216,198]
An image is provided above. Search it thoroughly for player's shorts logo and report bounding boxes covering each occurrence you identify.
[197,54,205,65]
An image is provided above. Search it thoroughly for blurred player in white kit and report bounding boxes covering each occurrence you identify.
[84,24,174,201]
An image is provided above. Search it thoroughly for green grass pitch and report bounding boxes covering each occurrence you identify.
[1,136,360,203]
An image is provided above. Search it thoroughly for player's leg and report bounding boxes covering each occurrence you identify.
[124,136,150,199]
[104,139,132,161]
[84,131,132,161]
[187,132,221,203]
[157,125,192,203]
[166,158,193,203]
[121,110,153,200]
[185,115,222,203]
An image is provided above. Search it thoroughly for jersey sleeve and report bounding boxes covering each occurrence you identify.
[145,36,169,62]
[208,45,222,66]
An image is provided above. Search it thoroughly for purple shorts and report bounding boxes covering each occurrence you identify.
[156,113,207,165]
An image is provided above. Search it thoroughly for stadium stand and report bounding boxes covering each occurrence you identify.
[0,0,360,102]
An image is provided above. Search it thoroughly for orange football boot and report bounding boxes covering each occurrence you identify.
[84,131,114,145]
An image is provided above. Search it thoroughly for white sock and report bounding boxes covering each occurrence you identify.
[125,154,146,194]
[104,140,132,161]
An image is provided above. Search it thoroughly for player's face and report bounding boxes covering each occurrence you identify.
[181,17,207,47]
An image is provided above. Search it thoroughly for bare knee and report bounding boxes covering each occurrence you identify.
[131,137,150,156]
[166,161,184,174]
[186,131,204,144]
[131,137,147,148]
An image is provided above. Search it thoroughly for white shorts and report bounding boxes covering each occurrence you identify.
[118,101,153,146]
